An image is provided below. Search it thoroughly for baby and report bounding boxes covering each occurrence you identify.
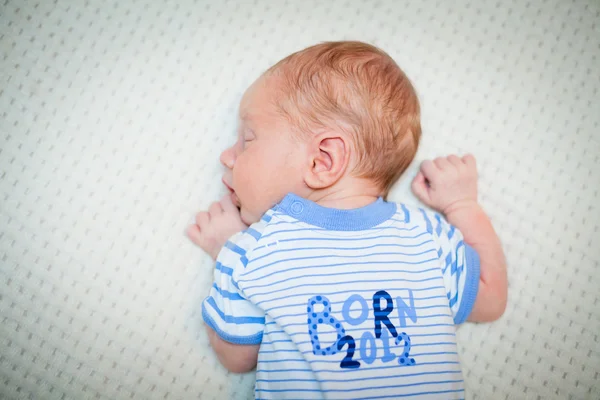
[187,41,507,399]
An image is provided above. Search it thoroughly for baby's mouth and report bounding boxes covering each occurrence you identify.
[231,192,241,208]
[222,178,241,208]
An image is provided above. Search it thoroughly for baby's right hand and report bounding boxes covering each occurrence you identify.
[411,155,478,215]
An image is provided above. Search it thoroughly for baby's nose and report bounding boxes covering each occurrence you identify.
[220,146,235,169]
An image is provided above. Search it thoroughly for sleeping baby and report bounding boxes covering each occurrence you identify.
[187,41,508,399]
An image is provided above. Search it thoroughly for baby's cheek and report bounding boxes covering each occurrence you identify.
[233,166,253,197]
[235,180,261,221]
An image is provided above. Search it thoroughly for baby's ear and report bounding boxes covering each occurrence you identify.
[304,132,350,190]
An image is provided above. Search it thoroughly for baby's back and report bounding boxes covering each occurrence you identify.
[227,195,480,399]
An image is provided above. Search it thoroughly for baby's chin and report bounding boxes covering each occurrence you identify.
[240,202,276,225]
[240,207,260,226]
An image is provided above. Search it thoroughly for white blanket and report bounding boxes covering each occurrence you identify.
[1,0,599,398]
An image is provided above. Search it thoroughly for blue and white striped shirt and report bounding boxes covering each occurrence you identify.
[202,193,480,399]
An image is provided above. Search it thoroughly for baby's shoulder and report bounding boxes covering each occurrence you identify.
[227,208,288,253]
[388,202,441,229]
[389,202,459,246]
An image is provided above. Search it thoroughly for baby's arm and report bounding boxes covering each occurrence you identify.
[206,326,260,373]
[412,155,507,322]
[187,194,259,372]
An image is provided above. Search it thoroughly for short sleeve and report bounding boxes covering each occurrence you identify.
[421,209,480,324]
[201,229,265,345]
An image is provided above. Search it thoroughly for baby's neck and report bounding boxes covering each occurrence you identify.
[305,179,383,210]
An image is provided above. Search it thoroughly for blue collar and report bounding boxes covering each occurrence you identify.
[274,193,397,231]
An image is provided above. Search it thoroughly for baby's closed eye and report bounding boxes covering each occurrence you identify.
[244,129,256,140]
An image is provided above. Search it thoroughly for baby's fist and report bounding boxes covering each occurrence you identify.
[411,155,478,215]
[186,194,248,260]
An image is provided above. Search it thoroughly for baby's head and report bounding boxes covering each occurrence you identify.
[221,41,421,225]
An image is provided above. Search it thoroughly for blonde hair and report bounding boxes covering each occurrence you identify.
[267,41,421,194]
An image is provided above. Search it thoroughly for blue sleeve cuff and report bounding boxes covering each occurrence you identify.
[453,244,481,324]
[202,299,263,345]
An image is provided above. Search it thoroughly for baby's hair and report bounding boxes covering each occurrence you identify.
[267,41,421,195]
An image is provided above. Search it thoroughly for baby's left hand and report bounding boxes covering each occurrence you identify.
[186,194,248,260]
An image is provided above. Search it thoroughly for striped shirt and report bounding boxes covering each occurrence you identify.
[202,193,480,399]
